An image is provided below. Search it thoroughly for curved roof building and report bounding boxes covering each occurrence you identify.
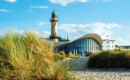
[57,33,102,53]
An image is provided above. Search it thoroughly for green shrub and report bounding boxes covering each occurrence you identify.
[60,51,66,58]
[0,32,74,80]
[85,52,96,57]
[54,51,66,61]
[68,52,75,58]
[87,50,130,68]
[73,56,81,58]
[54,53,65,61]
[67,52,81,59]
[85,53,90,57]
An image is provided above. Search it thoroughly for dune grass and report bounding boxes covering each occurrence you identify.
[0,32,75,80]
[54,51,66,61]
[87,50,130,68]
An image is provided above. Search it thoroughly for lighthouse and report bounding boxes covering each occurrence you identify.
[50,11,59,42]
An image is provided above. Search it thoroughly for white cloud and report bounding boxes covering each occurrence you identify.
[39,21,48,26]
[115,37,129,46]
[31,30,50,38]
[49,0,111,6]
[12,29,24,34]
[49,0,88,6]
[34,31,50,38]
[79,0,88,2]
[4,0,16,3]
[42,31,50,37]
[0,9,8,12]
[30,6,48,9]
[59,24,77,33]
[59,22,121,39]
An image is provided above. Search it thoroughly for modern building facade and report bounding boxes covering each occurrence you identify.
[102,39,115,50]
[49,11,102,53]
[57,34,102,53]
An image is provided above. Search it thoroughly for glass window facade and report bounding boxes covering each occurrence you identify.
[65,38,102,53]
[57,34,102,54]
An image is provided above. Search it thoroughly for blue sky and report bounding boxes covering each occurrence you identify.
[0,0,130,45]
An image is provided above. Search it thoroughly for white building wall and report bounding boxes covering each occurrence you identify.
[102,39,115,50]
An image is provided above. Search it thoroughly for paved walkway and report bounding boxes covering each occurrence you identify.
[68,57,130,80]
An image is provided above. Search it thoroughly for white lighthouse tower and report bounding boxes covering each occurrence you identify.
[50,11,59,42]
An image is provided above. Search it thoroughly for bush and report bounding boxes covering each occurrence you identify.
[60,51,66,59]
[73,56,81,58]
[85,52,97,57]
[85,53,90,57]
[54,53,65,61]
[87,50,130,68]
[68,52,75,58]
[54,51,66,61]
[68,52,81,58]
[0,32,74,80]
